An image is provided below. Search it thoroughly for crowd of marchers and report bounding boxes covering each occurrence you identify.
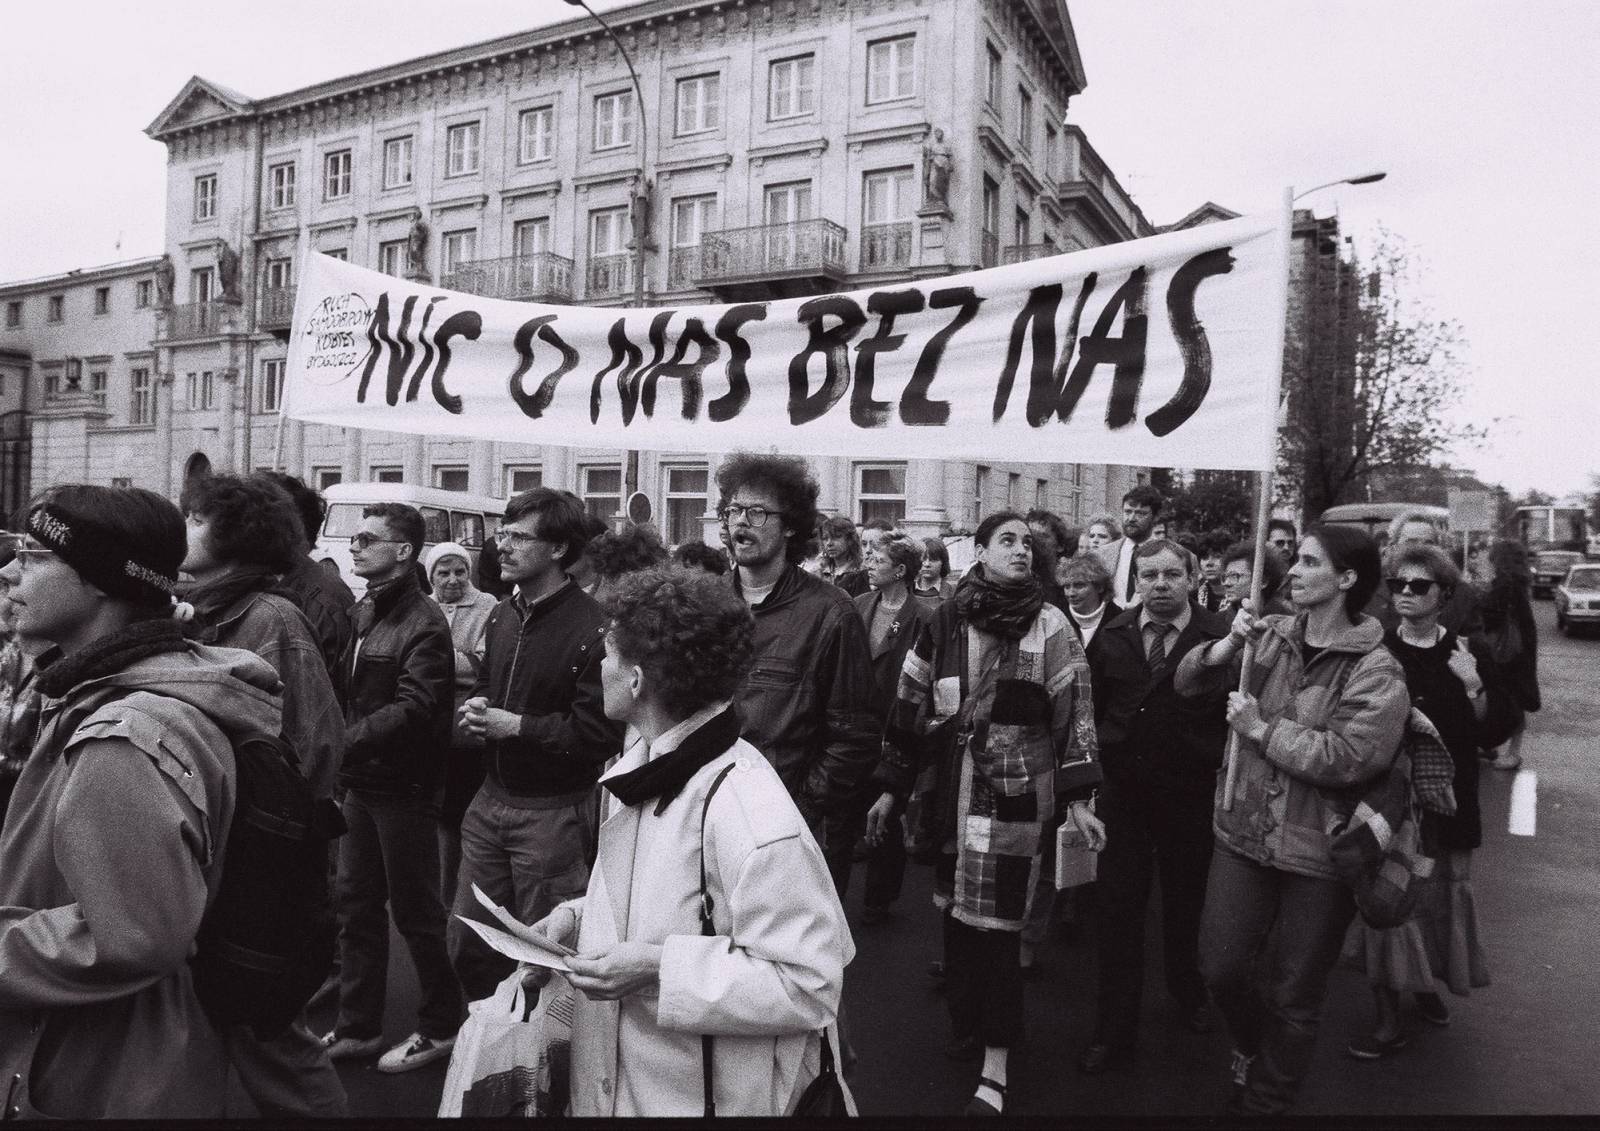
[0,457,1540,1119]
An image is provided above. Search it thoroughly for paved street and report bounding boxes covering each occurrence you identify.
[262,599,1598,1119]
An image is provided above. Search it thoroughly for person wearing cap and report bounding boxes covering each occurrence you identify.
[0,485,283,1119]
[425,540,499,909]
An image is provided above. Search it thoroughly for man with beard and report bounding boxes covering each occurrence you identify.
[714,453,877,896]
[1078,539,1230,1074]
[1095,485,1164,608]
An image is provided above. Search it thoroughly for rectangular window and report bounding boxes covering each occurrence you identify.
[135,280,153,308]
[187,370,215,411]
[111,477,133,488]
[1036,479,1049,509]
[194,174,217,221]
[323,149,352,200]
[130,366,153,424]
[442,229,478,276]
[264,256,293,290]
[268,162,296,210]
[89,369,108,408]
[513,218,550,258]
[43,367,61,397]
[378,240,407,277]
[518,106,554,164]
[383,136,413,188]
[191,267,214,303]
[434,466,469,492]
[93,287,110,315]
[590,207,628,256]
[663,465,709,547]
[446,122,482,176]
[1045,124,1059,181]
[982,176,1000,235]
[370,466,404,484]
[314,467,342,490]
[675,73,721,135]
[763,181,813,267]
[505,466,542,494]
[1017,86,1033,149]
[324,247,348,261]
[1008,472,1022,508]
[856,463,907,525]
[672,195,717,250]
[866,34,916,104]
[1015,207,1031,246]
[985,43,1002,109]
[580,466,622,522]
[862,169,913,269]
[864,168,914,224]
[768,54,816,120]
[4,301,20,328]
[593,90,635,151]
[47,295,64,322]
[260,358,285,413]
[975,465,991,524]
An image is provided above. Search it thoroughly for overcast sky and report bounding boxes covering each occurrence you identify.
[3,1,1595,498]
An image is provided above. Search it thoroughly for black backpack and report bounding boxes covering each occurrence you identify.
[191,731,346,1038]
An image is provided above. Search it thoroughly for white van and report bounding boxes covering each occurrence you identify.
[314,482,505,597]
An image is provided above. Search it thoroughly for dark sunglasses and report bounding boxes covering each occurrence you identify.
[1385,577,1438,596]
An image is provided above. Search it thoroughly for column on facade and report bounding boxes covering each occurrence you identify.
[811,456,844,517]
[900,458,952,541]
[469,440,496,496]
[155,358,176,499]
[541,445,577,492]
[944,460,974,530]
[284,419,306,478]
[341,427,363,482]
[403,434,426,485]
[217,368,239,472]
[699,451,728,548]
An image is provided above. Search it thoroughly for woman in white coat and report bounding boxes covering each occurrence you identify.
[527,565,854,1117]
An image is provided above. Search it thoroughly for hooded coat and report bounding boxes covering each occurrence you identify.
[0,635,281,1120]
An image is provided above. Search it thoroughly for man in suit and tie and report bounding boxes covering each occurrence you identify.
[1078,539,1231,1074]
[1095,485,1165,609]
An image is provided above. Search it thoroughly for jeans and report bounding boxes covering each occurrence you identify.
[1093,778,1213,1048]
[448,786,598,1003]
[335,790,465,1041]
[1199,842,1356,1115]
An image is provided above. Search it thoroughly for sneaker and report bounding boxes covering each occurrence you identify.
[377,1031,456,1074]
[1490,751,1522,771]
[1346,1032,1408,1060]
[319,1030,386,1060]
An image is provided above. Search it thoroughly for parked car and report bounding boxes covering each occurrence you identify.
[1555,564,1600,636]
[1532,550,1585,598]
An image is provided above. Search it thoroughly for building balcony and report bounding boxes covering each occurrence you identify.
[1002,243,1060,265]
[694,219,849,299]
[859,221,913,272]
[160,300,236,341]
[585,253,633,300]
[441,253,574,304]
[258,286,297,334]
[981,232,1000,269]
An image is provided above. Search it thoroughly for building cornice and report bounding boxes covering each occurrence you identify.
[0,255,164,297]
[500,181,563,206]
[845,122,931,154]
[747,138,828,168]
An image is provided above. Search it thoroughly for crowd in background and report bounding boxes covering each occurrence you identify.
[0,459,1542,1119]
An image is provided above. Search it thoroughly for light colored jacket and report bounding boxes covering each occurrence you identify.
[1175,612,1410,879]
[0,642,281,1120]
[565,733,853,1117]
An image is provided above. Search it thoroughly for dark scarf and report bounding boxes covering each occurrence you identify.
[35,618,190,699]
[181,564,280,644]
[953,564,1044,640]
[603,705,743,816]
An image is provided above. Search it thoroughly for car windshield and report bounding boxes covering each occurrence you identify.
[1566,568,1600,591]
[1538,552,1581,569]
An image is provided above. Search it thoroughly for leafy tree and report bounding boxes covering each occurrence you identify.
[1280,231,1484,518]
[1160,472,1254,540]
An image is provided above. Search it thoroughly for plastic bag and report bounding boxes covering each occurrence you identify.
[438,968,574,1118]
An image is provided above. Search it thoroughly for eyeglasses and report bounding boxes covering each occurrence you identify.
[718,504,774,528]
[349,533,406,551]
[1385,576,1438,596]
[492,528,544,549]
[14,547,56,573]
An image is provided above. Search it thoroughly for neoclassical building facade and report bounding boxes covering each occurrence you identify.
[16,0,1153,540]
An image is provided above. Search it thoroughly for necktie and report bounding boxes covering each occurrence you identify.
[1124,545,1138,603]
[1146,621,1171,674]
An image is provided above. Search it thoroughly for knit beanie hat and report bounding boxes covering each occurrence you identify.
[26,493,182,609]
[424,541,473,577]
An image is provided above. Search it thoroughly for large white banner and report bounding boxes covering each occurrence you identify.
[283,211,1288,470]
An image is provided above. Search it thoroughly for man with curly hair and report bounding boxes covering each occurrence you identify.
[714,453,877,896]
[587,523,669,600]
[178,473,349,1116]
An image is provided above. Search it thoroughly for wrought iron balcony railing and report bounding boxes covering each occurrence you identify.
[441,253,575,303]
[1001,242,1060,265]
[162,301,234,340]
[860,222,913,271]
[585,253,633,299]
[258,286,297,331]
[695,219,849,286]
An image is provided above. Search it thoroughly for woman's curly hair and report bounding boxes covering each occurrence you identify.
[601,565,755,719]
[179,473,304,573]
[588,524,669,583]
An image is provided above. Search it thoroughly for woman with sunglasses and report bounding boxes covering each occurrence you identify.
[1175,525,1409,1116]
[1344,542,1508,1058]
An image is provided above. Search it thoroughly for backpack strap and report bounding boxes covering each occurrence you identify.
[699,760,736,1119]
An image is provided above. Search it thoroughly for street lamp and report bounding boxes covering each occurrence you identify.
[1293,171,1386,202]
[564,0,651,509]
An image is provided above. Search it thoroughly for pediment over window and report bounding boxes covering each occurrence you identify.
[146,77,254,139]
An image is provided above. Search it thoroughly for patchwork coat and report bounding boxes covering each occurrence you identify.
[877,601,1100,931]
